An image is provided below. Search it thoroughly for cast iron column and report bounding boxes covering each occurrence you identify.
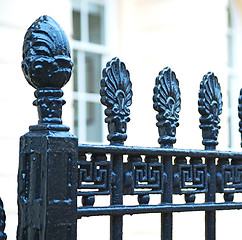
[17,16,78,239]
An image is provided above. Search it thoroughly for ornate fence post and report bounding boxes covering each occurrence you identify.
[198,72,222,240]
[100,57,132,240]
[17,16,78,239]
[153,67,181,240]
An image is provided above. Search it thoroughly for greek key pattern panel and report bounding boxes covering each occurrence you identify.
[77,150,242,197]
[77,153,112,196]
[124,155,164,195]
[217,158,242,193]
[173,157,208,194]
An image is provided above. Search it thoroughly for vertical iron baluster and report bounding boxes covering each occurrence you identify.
[153,67,181,240]
[198,72,222,240]
[204,154,216,240]
[110,154,123,239]
[100,57,132,240]
[161,155,173,239]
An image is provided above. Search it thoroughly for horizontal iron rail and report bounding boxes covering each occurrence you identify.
[78,144,242,158]
[77,202,242,217]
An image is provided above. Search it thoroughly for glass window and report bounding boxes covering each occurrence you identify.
[227,3,234,148]
[227,3,234,68]
[72,0,110,143]
[85,52,101,93]
[73,99,79,136]
[73,10,81,41]
[86,102,103,142]
[88,3,105,44]
[227,34,233,67]
[72,0,82,41]
[227,2,241,149]
[73,50,78,91]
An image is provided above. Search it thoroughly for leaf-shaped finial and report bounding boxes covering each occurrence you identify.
[100,57,132,145]
[153,67,181,147]
[198,72,223,149]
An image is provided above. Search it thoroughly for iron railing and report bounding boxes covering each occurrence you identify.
[0,15,241,240]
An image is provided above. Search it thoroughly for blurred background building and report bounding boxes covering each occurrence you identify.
[0,0,242,239]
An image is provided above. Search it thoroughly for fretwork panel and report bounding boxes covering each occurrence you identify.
[77,148,242,204]
[217,158,242,194]
[173,156,208,195]
[77,153,112,196]
[124,155,164,195]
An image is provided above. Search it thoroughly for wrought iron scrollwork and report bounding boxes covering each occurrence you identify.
[153,67,181,147]
[198,72,223,148]
[100,57,132,145]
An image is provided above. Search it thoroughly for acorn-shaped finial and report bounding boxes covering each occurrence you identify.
[22,15,73,89]
[21,16,73,128]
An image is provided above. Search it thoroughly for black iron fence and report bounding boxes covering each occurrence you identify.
[1,15,242,239]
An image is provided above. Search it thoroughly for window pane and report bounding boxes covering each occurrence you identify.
[85,52,101,93]
[73,10,81,41]
[227,34,234,67]
[73,50,78,91]
[88,3,105,44]
[86,102,103,142]
[227,5,232,28]
[74,100,79,136]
